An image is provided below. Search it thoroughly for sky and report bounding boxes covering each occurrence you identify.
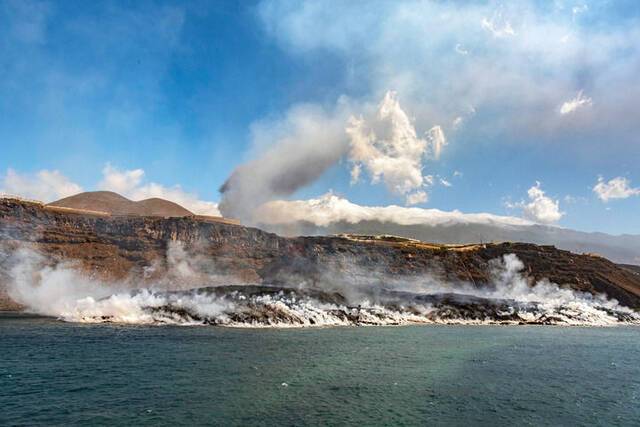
[1,0,639,235]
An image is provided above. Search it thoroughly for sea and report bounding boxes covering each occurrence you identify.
[2,312,639,426]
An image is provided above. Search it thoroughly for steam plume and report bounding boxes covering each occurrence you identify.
[219,92,447,222]
[219,102,350,222]
[6,244,638,327]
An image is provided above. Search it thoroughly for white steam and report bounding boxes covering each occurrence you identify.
[7,248,120,317]
[559,90,592,115]
[6,245,638,327]
[482,254,634,325]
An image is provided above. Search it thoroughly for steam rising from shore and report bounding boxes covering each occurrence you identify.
[5,245,639,327]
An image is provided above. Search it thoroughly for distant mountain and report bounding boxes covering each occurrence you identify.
[48,191,193,217]
[259,220,640,265]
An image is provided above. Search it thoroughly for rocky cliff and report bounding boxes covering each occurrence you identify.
[2,198,640,312]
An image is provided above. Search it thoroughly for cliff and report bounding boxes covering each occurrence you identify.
[2,198,640,311]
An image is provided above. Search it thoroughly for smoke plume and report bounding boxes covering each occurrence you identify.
[219,92,447,222]
[219,102,351,221]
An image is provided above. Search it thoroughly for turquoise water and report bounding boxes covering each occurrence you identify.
[2,313,640,426]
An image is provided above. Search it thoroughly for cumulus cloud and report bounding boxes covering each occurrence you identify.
[509,182,564,224]
[593,176,640,202]
[405,191,428,205]
[256,192,532,228]
[559,90,592,115]
[98,165,144,195]
[0,169,83,202]
[99,164,220,216]
[347,91,444,205]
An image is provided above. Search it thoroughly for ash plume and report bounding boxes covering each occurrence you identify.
[219,103,350,222]
[219,92,448,223]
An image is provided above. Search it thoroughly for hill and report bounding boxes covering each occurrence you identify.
[48,191,193,217]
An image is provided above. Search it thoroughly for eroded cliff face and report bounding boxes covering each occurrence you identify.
[2,198,640,311]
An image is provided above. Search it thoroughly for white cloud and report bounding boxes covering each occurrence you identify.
[99,165,220,216]
[349,163,361,185]
[454,43,468,55]
[452,116,464,129]
[0,169,83,202]
[347,91,444,205]
[509,182,564,224]
[426,125,447,160]
[440,178,452,187]
[559,90,592,115]
[593,176,640,202]
[98,164,144,195]
[481,16,516,38]
[405,191,428,205]
[256,192,532,228]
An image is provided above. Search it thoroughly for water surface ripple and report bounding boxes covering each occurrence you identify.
[1,313,639,426]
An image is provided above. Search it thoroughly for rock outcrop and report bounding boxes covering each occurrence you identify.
[1,198,640,311]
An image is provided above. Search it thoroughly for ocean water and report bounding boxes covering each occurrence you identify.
[1,313,640,426]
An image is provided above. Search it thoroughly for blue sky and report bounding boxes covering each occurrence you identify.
[1,0,639,234]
